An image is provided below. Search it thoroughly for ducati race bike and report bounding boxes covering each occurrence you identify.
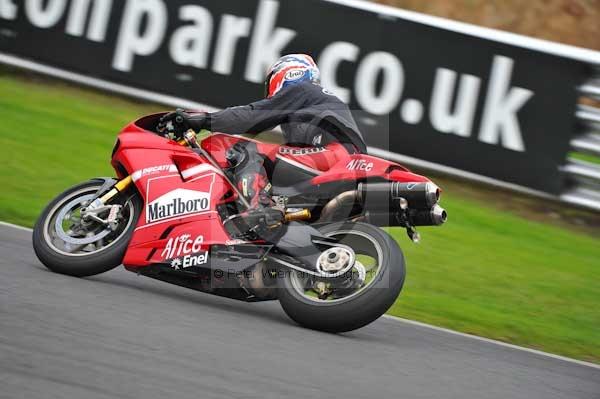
[33,112,447,332]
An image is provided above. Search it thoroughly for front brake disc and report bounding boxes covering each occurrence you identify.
[54,194,112,245]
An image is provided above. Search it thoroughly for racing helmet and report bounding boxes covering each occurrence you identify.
[264,54,321,98]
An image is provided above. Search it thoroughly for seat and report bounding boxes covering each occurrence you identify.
[271,143,349,190]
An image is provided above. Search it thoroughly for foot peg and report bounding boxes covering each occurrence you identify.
[224,207,285,239]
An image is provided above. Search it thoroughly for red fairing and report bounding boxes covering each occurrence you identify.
[311,154,431,185]
[112,122,234,268]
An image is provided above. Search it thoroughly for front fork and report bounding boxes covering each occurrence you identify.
[85,175,133,210]
[99,176,133,204]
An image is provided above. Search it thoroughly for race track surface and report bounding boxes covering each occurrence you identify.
[1,224,598,399]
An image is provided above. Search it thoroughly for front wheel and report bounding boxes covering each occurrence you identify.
[33,180,142,277]
[277,222,406,333]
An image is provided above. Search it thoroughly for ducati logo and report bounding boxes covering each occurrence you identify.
[132,164,177,182]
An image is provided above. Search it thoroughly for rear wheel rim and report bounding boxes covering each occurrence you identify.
[289,229,384,303]
[42,186,135,257]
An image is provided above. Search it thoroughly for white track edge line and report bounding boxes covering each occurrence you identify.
[0,221,33,232]
[0,220,597,369]
[382,315,600,370]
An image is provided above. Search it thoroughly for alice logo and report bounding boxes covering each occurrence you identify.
[161,234,204,260]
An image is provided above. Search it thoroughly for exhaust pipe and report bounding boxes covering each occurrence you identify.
[358,182,440,210]
[318,182,447,227]
[408,205,448,226]
[364,204,448,227]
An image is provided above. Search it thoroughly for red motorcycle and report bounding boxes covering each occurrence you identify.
[33,112,447,332]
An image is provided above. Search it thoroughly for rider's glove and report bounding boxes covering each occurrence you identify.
[157,109,209,138]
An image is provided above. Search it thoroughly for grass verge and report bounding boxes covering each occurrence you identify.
[1,70,598,363]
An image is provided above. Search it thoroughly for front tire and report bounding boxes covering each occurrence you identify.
[33,180,142,277]
[277,222,406,333]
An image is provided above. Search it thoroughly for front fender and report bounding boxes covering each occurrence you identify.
[89,177,119,201]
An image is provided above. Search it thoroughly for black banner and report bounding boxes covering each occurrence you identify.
[0,0,588,193]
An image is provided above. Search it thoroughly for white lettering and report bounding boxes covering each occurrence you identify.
[401,99,424,125]
[0,0,18,20]
[169,5,213,69]
[212,14,252,76]
[113,0,167,72]
[161,239,173,259]
[146,188,211,223]
[161,234,204,260]
[245,0,296,83]
[430,68,481,137]
[132,164,176,182]
[479,56,533,152]
[355,52,404,115]
[182,239,192,254]
[181,252,208,268]
[318,41,360,103]
[191,236,203,253]
[25,0,67,28]
[346,159,373,172]
[66,0,112,42]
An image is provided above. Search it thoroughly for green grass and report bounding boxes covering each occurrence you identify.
[569,151,600,165]
[387,198,600,362]
[0,72,163,226]
[1,72,599,363]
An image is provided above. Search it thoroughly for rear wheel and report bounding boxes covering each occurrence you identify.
[33,180,142,277]
[277,222,405,332]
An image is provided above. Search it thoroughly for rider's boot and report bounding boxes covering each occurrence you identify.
[234,171,284,239]
[225,142,283,239]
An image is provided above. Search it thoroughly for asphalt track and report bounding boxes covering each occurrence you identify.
[1,224,598,399]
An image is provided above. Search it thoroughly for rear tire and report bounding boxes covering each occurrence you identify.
[277,222,405,333]
[33,180,142,277]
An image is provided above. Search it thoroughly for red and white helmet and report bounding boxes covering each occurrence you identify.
[264,54,321,98]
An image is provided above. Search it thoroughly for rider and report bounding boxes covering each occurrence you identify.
[159,54,366,215]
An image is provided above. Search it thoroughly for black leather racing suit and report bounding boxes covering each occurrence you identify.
[193,82,367,206]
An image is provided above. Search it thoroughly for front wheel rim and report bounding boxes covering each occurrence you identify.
[42,186,136,257]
